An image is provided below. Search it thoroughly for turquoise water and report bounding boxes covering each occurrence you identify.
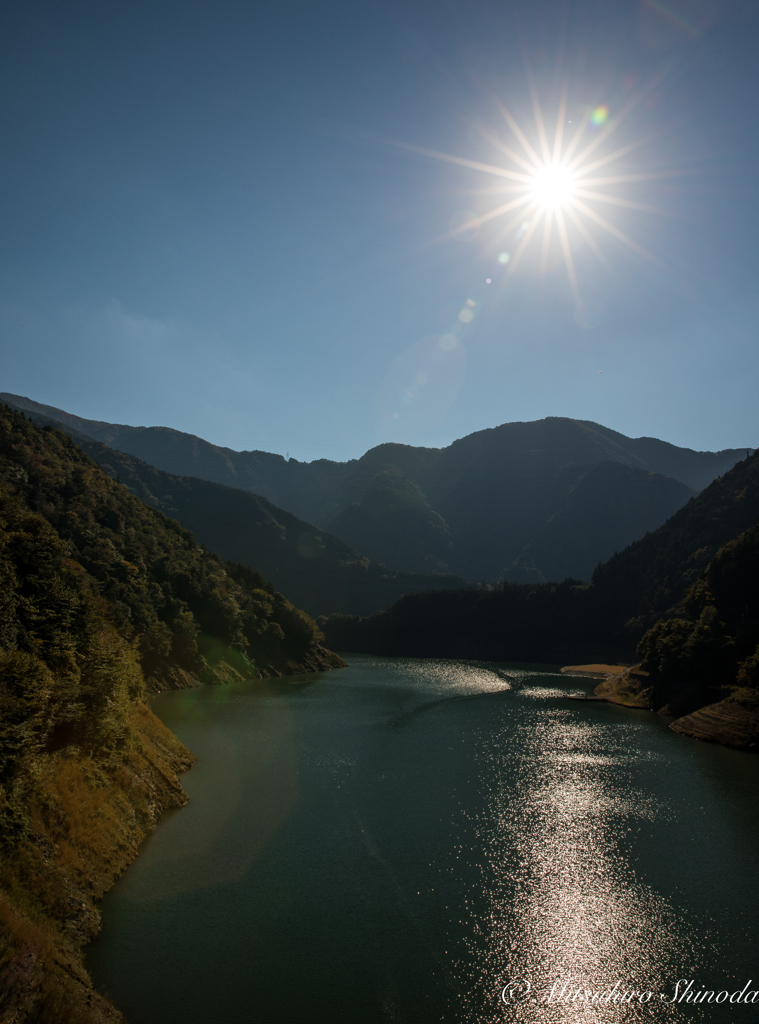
[88,655,759,1023]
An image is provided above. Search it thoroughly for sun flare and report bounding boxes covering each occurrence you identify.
[393,85,669,301]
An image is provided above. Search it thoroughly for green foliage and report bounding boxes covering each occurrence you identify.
[0,405,339,1023]
[0,405,329,846]
[0,406,325,687]
[683,524,759,622]
[0,652,54,779]
[591,452,759,630]
[637,520,759,692]
[736,645,759,688]
[636,608,735,685]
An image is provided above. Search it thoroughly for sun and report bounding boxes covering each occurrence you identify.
[530,162,576,209]
[392,88,668,300]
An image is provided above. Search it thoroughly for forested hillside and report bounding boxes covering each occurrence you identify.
[0,407,342,688]
[2,401,466,617]
[321,448,759,666]
[634,523,759,709]
[69,437,465,617]
[0,406,343,1023]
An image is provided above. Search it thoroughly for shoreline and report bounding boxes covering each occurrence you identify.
[562,663,759,753]
[0,702,193,1024]
[0,650,346,1024]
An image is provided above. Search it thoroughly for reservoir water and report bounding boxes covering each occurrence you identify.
[88,655,759,1023]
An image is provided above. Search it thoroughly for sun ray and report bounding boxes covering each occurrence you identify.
[555,207,580,302]
[552,86,569,164]
[567,116,625,173]
[572,188,666,215]
[564,204,610,269]
[572,136,658,178]
[479,129,542,175]
[569,197,664,266]
[540,206,555,273]
[384,138,534,183]
[495,203,541,246]
[448,184,537,197]
[433,194,536,244]
[507,211,545,274]
[567,70,667,173]
[578,170,681,186]
[561,107,593,166]
[469,194,536,225]
[494,99,543,168]
[530,83,552,165]
[567,95,642,171]
[398,79,671,293]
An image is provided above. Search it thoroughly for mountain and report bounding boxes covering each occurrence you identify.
[0,405,346,1024]
[380,418,732,581]
[0,403,466,616]
[506,460,694,583]
[320,447,759,664]
[3,394,747,584]
[71,436,466,617]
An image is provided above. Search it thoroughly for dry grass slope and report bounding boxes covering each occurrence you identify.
[0,704,193,1024]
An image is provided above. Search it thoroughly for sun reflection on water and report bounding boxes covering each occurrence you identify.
[87,658,759,1024]
[453,698,715,1022]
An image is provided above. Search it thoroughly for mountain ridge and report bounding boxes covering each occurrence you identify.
[321,446,759,663]
[2,393,749,586]
[0,402,467,617]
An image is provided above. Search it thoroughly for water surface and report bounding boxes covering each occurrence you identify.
[88,655,759,1023]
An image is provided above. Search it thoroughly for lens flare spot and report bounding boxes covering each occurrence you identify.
[375,334,466,440]
[458,308,474,324]
[591,104,609,126]
[497,251,511,264]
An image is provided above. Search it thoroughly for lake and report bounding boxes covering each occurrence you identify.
[87,655,759,1023]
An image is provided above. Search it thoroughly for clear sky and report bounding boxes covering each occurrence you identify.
[1,0,757,461]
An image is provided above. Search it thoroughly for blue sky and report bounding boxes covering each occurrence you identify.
[1,0,757,460]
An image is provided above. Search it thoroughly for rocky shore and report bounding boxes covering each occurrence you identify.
[562,664,759,753]
[669,699,759,751]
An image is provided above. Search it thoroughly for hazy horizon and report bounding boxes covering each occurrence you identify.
[4,390,754,463]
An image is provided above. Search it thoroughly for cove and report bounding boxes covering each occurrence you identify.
[87,655,759,1023]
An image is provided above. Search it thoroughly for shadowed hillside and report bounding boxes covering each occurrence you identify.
[0,403,466,617]
[4,394,747,584]
[72,438,467,617]
[321,447,759,664]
